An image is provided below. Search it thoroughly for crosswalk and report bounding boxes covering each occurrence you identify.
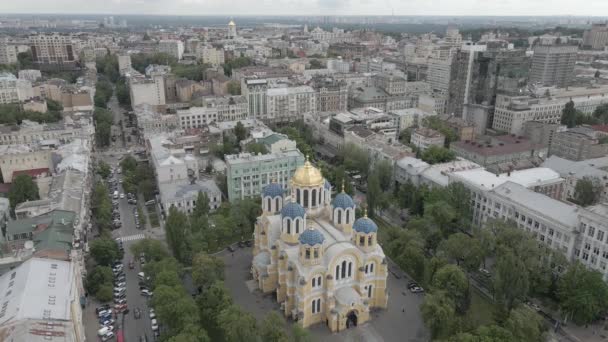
[117,233,145,242]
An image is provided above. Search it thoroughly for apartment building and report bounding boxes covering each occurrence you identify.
[0,73,32,104]
[583,23,608,50]
[542,155,608,202]
[242,79,268,120]
[576,204,608,281]
[266,86,317,123]
[225,150,305,202]
[493,87,608,135]
[158,39,184,60]
[129,75,166,107]
[0,146,52,183]
[29,33,77,70]
[0,38,17,65]
[410,127,445,151]
[198,46,225,67]
[177,96,248,129]
[530,45,577,88]
[450,135,546,168]
[550,127,608,161]
[158,179,222,216]
[311,77,348,114]
[0,119,93,146]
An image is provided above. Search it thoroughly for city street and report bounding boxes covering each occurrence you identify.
[83,166,156,342]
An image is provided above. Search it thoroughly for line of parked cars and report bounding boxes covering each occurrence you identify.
[96,260,128,341]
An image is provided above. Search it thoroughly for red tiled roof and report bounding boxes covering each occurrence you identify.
[0,184,10,194]
[12,168,50,179]
[592,125,608,133]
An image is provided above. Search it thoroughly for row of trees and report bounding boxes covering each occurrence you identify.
[94,77,114,109]
[0,100,63,125]
[119,155,156,201]
[276,120,315,157]
[164,195,260,265]
[131,238,311,342]
[560,100,608,128]
[93,107,113,147]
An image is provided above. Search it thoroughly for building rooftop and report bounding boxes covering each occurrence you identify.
[413,127,444,139]
[267,85,315,96]
[491,181,579,228]
[451,167,562,191]
[6,210,75,258]
[0,257,73,325]
[225,150,303,166]
[159,179,221,202]
[542,156,608,181]
[452,135,536,156]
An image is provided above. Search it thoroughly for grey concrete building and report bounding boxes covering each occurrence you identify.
[530,45,577,88]
[550,127,608,161]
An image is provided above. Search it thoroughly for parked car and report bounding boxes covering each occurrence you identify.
[227,246,235,252]
[100,319,115,327]
[96,305,111,314]
[114,298,127,305]
[140,289,153,297]
[97,310,112,318]
[114,303,128,312]
[149,308,156,319]
[102,331,115,341]
[151,319,158,331]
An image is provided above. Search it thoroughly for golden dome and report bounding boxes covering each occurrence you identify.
[292,157,324,187]
[228,20,236,26]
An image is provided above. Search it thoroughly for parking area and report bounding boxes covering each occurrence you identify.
[221,246,429,342]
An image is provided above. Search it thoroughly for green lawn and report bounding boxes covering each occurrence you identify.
[146,204,159,227]
[465,287,496,328]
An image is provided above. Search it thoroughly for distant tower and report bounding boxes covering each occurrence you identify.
[228,19,237,39]
[303,24,309,33]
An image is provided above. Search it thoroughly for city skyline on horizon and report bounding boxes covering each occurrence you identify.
[2,0,608,18]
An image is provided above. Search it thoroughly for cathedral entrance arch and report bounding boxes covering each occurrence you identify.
[346,310,358,328]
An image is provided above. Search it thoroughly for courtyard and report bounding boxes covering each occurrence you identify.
[220,246,429,342]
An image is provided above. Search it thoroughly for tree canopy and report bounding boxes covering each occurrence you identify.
[8,174,40,210]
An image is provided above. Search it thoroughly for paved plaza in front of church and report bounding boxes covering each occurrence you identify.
[221,246,429,342]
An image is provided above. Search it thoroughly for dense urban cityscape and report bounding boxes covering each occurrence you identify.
[1,4,608,342]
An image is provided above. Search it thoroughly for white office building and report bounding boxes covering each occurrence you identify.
[129,76,166,107]
[266,85,317,123]
[158,39,184,60]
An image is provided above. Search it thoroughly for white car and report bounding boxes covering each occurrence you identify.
[140,289,153,297]
[102,331,115,341]
[119,193,125,199]
[151,318,159,331]
[149,308,156,319]
[114,282,126,288]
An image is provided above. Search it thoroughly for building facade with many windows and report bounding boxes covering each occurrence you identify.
[225,150,305,202]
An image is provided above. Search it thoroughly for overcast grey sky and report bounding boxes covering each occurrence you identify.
[1,0,608,16]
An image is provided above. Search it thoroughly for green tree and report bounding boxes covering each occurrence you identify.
[167,324,210,342]
[227,81,241,95]
[217,304,259,342]
[421,145,456,164]
[197,281,233,341]
[97,160,111,179]
[421,290,457,339]
[153,284,200,335]
[557,262,608,325]
[131,238,171,262]
[493,250,529,313]
[561,100,577,128]
[438,233,482,271]
[8,174,39,210]
[399,129,412,144]
[93,107,113,147]
[340,143,369,175]
[120,155,138,174]
[374,160,393,192]
[504,306,545,342]
[366,171,382,218]
[573,176,602,206]
[234,121,247,144]
[432,264,470,314]
[115,77,131,108]
[308,59,323,69]
[89,237,122,266]
[46,99,63,112]
[397,180,416,209]
[95,284,113,303]
[593,103,608,124]
[292,324,312,342]
[192,191,210,219]
[165,207,191,264]
[85,266,113,295]
[192,252,225,290]
[260,311,290,342]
